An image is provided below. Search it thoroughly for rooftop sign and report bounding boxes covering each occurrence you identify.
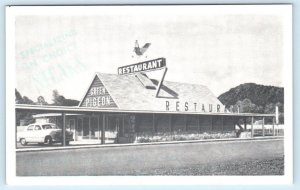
[118,57,166,75]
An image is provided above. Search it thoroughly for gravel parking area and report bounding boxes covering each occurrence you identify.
[134,157,284,175]
[17,139,283,176]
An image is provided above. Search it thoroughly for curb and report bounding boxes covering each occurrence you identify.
[16,136,284,153]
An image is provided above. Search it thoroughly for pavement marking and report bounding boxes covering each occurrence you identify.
[16,136,284,153]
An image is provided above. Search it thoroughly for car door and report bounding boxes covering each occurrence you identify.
[25,125,34,142]
[34,125,43,142]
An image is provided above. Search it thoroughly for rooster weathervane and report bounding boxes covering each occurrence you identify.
[132,40,151,58]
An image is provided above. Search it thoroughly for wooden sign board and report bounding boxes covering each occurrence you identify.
[118,57,166,75]
[80,76,118,108]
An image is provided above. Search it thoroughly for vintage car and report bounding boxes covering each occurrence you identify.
[17,123,73,145]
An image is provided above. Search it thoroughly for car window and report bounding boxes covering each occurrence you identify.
[27,125,34,131]
[35,125,41,130]
[42,124,57,129]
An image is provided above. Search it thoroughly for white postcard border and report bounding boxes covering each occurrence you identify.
[6,5,293,185]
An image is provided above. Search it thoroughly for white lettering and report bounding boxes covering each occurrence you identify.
[157,59,162,67]
[134,65,139,72]
[143,63,147,70]
[118,58,165,75]
[97,97,101,106]
[101,97,105,106]
[106,96,111,105]
[86,99,90,107]
[148,61,153,69]
[93,98,97,107]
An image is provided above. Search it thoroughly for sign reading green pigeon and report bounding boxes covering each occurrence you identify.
[118,57,166,75]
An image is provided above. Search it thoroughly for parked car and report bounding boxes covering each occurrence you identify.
[17,123,73,146]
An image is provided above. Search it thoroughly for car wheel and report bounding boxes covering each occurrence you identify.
[44,136,53,145]
[20,138,27,145]
[66,141,70,146]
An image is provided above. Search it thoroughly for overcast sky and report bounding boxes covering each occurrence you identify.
[14,6,287,103]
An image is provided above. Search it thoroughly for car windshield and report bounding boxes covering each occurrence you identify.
[42,124,58,129]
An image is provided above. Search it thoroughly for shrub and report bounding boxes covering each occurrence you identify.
[135,131,236,143]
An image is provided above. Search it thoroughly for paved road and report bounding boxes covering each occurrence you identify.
[16,139,283,176]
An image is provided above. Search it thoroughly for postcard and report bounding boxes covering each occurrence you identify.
[6,5,293,185]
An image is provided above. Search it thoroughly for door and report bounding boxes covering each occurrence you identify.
[33,125,42,142]
[24,125,34,142]
[105,115,125,144]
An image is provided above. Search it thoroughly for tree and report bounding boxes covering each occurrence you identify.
[37,96,48,105]
[51,89,79,106]
[52,90,66,106]
[233,99,263,113]
[15,89,35,105]
[15,89,23,104]
[22,96,35,104]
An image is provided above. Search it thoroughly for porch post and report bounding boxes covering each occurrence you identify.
[152,114,156,133]
[272,116,276,136]
[169,114,173,132]
[221,116,224,132]
[244,117,247,131]
[251,116,254,138]
[88,116,91,139]
[101,114,105,144]
[98,116,100,141]
[184,115,187,131]
[211,116,213,131]
[262,117,265,137]
[62,112,66,146]
[122,115,125,135]
[198,115,201,133]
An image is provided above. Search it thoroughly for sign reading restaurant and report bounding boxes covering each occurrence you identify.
[165,101,225,113]
[118,57,166,75]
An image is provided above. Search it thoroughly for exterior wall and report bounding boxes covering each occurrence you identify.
[212,116,223,131]
[199,115,213,132]
[135,113,235,135]
[186,115,199,132]
[38,113,236,144]
[136,114,153,134]
[156,114,171,133]
[172,115,186,132]
[223,116,236,131]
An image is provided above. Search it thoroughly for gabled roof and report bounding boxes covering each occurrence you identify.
[79,72,224,113]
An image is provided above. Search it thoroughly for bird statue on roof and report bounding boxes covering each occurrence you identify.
[133,40,151,58]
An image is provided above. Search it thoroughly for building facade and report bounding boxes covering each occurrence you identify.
[32,72,245,144]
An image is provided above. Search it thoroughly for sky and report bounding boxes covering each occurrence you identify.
[14,6,286,103]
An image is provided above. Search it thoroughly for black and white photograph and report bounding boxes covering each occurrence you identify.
[6,5,292,185]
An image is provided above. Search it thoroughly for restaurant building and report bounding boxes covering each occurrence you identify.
[19,58,277,145]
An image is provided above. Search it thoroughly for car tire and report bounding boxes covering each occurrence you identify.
[44,136,53,145]
[20,138,27,145]
[66,141,70,146]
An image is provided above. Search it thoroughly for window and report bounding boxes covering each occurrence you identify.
[35,125,41,130]
[42,124,56,129]
[27,125,34,131]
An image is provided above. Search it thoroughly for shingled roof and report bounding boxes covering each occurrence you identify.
[79,72,225,113]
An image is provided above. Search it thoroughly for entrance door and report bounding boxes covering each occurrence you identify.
[105,115,125,144]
